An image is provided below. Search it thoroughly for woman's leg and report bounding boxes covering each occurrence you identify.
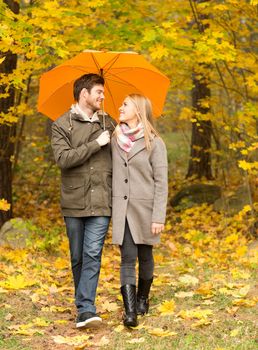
[120,220,138,286]
[138,244,154,280]
[119,219,138,327]
[137,245,154,315]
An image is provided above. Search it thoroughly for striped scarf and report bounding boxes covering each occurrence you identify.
[115,123,144,153]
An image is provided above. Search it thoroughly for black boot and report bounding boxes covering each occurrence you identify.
[137,277,153,315]
[121,284,138,327]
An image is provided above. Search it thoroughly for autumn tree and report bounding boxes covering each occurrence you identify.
[0,0,257,225]
[0,0,19,226]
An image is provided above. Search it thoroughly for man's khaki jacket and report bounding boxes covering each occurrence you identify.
[51,110,116,217]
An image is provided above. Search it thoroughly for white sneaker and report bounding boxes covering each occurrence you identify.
[76,312,102,328]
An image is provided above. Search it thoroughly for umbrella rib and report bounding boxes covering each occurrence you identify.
[102,54,121,76]
[90,53,101,75]
[104,80,117,116]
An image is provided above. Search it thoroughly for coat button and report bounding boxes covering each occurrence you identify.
[124,196,127,200]
[124,179,128,183]
[124,163,127,167]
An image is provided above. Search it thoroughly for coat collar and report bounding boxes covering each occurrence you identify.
[113,137,146,161]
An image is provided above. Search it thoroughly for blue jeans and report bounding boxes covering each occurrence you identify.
[64,216,110,314]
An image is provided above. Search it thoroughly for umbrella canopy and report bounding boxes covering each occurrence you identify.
[38,50,170,120]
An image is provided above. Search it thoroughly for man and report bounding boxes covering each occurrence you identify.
[51,73,116,328]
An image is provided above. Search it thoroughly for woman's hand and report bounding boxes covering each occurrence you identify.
[151,222,164,235]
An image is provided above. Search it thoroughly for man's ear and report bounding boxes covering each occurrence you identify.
[80,88,88,100]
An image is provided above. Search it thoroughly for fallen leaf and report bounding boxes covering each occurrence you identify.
[174,291,194,298]
[0,274,37,290]
[114,324,124,332]
[191,318,211,328]
[179,274,199,286]
[158,299,175,315]
[101,300,119,312]
[32,317,50,327]
[52,334,91,346]
[177,307,213,320]
[148,328,177,337]
[5,313,14,321]
[232,298,256,307]
[127,337,145,343]
[41,305,71,313]
[230,328,240,337]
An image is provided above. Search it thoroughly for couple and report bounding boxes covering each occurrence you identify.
[51,73,168,329]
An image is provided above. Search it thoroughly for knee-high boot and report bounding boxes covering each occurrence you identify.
[121,284,138,327]
[137,277,153,315]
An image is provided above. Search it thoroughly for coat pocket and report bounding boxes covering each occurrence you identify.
[60,176,85,209]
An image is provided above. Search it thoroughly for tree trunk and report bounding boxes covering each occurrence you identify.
[0,0,19,227]
[186,75,213,179]
[187,0,213,179]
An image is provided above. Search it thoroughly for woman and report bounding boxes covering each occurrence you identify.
[111,94,168,327]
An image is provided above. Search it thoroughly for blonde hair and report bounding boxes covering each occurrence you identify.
[127,94,159,150]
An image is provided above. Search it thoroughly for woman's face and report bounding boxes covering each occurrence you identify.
[119,97,138,127]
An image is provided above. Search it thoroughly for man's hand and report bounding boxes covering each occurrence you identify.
[96,130,110,146]
[151,222,164,235]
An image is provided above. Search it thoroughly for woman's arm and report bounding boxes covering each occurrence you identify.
[150,137,168,230]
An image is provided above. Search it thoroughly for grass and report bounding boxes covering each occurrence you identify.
[0,304,32,350]
[0,228,257,350]
[103,262,257,350]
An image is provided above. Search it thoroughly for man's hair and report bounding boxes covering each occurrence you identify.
[73,73,105,101]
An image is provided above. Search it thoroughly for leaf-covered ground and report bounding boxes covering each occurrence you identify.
[0,205,257,350]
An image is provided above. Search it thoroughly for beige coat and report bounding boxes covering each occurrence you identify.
[111,136,168,245]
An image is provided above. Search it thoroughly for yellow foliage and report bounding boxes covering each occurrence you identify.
[0,274,37,290]
[148,328,177,337]
[238,160,258,173]
[0,199,11,211]
[191,318,211,328]
[52,334,91,346]
[158,299,175,315]
[232,298,257,307]
[177,307,213,320]
[54,257,68,270]
[150,44,169,59]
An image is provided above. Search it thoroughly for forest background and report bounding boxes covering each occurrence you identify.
[0,1,257,350]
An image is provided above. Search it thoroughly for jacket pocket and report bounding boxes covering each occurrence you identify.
[103,171,112,208]
[61,176,85,209]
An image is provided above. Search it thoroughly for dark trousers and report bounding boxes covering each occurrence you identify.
[120,219,154,286]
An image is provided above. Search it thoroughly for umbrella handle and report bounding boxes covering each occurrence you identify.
[103,113,105,130]
[101,101,105,130]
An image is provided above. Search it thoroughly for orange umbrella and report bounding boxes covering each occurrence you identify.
[37,50,170,120]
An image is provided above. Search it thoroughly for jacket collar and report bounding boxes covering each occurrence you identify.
[69,110,108,130]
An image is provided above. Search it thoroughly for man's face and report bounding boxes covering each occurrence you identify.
[83,84,104,112]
